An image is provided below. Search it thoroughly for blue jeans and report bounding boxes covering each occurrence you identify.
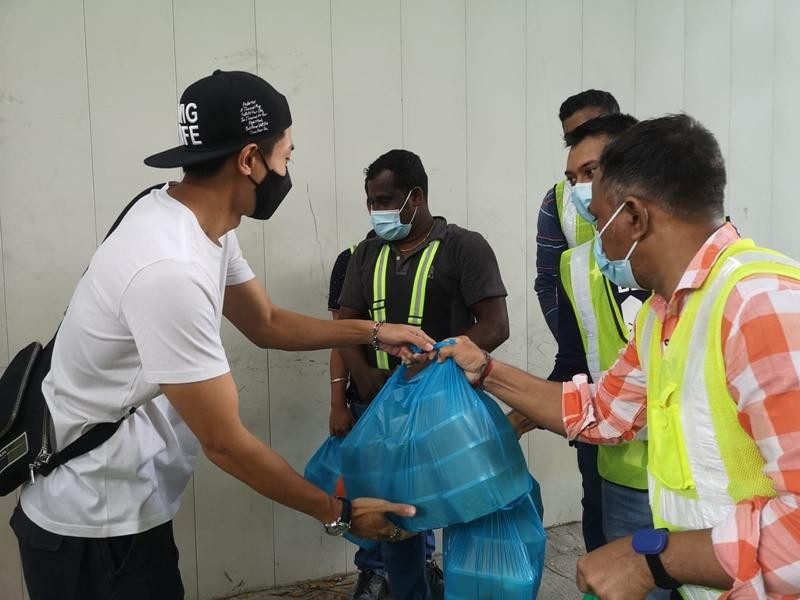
[575,442,607,552]
[350,401,434,599]
[601,479,672,600]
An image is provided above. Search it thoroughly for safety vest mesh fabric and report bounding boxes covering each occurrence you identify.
[555,180,595,249]
[560,241,648,490]
[635,239,792,600]
[370,241,441,369]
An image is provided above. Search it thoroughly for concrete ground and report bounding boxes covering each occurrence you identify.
[227,522,585,599]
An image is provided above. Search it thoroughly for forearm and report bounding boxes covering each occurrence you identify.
[330,348,349,408]
[261,307,373,351]
[463,319,507,353]
[203,425,340,524]
[662,529,733,590]
[483,361,566,435]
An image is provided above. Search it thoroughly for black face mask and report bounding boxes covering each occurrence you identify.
[248,149,292,220]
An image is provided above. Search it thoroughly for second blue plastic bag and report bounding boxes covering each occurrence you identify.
[304,436,377,549]
[443,484,547,599]
[340,348,531,532]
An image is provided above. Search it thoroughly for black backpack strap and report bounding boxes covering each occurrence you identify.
[38,408,136,477]
[103,183,165,241]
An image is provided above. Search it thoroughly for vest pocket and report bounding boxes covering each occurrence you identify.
[648,384,694,491]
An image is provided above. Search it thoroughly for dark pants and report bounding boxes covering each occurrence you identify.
[574,441,607,552]
[11,504,184,600]
[351,400,433,599]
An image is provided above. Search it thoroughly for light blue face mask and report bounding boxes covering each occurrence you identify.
[570,181,597,225]
[593,201,643,290]
[370,189,417,241]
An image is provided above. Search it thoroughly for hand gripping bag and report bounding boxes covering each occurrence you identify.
[340,342,531,532]
[443,483,547,599]
[304,436,377,548]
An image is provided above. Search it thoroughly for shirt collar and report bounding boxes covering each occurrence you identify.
[672,222,740,294]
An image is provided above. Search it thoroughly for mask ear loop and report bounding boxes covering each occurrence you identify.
[623,205,648,260]
[598,200,627,237]
[400,188,418,226]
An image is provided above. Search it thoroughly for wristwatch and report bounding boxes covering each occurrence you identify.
[324,496,352,537]
[632,528,682,591]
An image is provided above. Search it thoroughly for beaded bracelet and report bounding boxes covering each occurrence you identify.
[371,320,385,351]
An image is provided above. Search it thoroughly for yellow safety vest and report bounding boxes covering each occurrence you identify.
[635,239,791,600]
[555,180,595,249]
[370,241,440,369]
[560,240,648,490]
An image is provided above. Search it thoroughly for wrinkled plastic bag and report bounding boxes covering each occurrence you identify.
[304,436,377,548]
[341,344,531,532]
[443,483,547,599]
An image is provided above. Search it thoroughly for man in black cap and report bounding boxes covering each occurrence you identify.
[11,70,433,600]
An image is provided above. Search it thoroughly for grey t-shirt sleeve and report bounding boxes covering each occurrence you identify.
[338,243,369,314]
[455,231,508,307]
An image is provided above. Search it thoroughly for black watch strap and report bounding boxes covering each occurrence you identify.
[645,553,682,590]
[337,496,352,525]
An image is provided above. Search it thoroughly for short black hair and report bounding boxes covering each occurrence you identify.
[182,129,287,178]
[599,114,726,221]
[364,149,428,196]
[565,113,638,148]
[558,90,620,123]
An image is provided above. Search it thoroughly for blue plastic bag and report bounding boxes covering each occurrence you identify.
[303,436,377,549]
[443,484,547,599]
[340,347,531,532]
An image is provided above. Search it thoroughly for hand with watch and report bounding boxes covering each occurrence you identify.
[576,527,682,599]
[632,528,683,592]
[323,496,415,543]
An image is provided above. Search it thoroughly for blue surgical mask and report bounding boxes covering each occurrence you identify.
[571,182,597,225]
[593,201,642,290]
[370,190,417,241]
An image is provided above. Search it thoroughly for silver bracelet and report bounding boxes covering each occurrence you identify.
[372,320,385,351]
[330,377,348,385]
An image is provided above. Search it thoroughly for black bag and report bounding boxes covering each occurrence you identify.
[0,183,164,496]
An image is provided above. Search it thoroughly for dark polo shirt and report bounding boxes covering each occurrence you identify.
[339,217,507,374]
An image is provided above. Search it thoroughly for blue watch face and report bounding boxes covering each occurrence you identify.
[632,528,668,555]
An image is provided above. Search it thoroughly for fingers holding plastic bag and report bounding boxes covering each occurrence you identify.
[375,322,434,357]
[350,497,416,542]
[435,336,487,382]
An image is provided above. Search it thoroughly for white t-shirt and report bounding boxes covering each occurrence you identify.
[21,185,255,537]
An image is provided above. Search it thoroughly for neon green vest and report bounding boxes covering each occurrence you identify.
[635,239,790,600]
[560,240,648,490]
[370,241,440,369]
[555,180,595,248]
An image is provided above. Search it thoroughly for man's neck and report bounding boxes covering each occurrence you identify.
[652,221,724,301]
[167,179,241,244]
[397,214,435,253]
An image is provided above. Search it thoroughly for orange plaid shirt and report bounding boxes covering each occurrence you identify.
[562,224,800,598]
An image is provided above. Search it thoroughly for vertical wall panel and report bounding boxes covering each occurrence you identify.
[0,493,22,600]
[684,0,733,164]
[770,0,800,257]
[83,0,177,239]
[582,0,636,113]
[728,0,774,243]
[401,0,468,226]
[332,0,403,250]
[525,0,583,527]
[172,1,273,597]
[0,0,96,355]
[259,0,346,585]
[466,0,527,370]
[635,0,685,118]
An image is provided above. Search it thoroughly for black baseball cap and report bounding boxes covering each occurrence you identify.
[144,70,292,168]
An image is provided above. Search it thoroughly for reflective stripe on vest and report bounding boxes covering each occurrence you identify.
[371,241,441,369]
[555,180,595,249]
[635,239,792,600]
[560,240,649,490]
